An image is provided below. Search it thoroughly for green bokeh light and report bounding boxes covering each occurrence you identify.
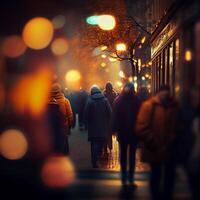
[86,16,99,25]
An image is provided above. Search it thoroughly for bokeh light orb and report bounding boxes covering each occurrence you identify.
[41,156,75,188]
[97,15,116,31]
[65,70,81,82]
[0,129,28,160]
[51,38,69,56]
[2,35,27,58]
[22,17,54,50]
[52,15,66,29]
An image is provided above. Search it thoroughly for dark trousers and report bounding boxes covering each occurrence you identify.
[150,160,176,200]
[90,140,104,166]
[119,141,137,183]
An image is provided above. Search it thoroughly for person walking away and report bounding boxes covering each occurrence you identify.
[77,89,88,131]
[84,86,112,168]
[49,83,73,155]
[136,85,178,200]
[112,83,141,187]
[178,87,200,199]
[103,82,118,157]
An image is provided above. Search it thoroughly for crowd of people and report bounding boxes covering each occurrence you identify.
[47,81,200,200]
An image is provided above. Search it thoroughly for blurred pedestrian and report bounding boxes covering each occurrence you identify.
[84,86,112,168]
[178,87,200,199]
[112,83,141,187]
[138,86,150,102]
[49,83,73,155]
[103,82,118,157]
[77,89,88,131]
[136,85,178,200]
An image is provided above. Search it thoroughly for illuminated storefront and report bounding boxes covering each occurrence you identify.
[150,0,200,99]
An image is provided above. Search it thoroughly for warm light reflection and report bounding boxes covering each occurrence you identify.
[22,17,54,50]
[119,71,125,78]
[2,35,27,58]
[133,76,137,81]
[65,70,81,82]
[51,38,69,56]
[97,15,116,31]
[52,15,66,29]
[141,76,145,81]
[0,129,28,160]
[116,81,123,87]
[109,57,117,62]
[128,77,133,82]
[101,62,106,68]
[41,156,75,188]
[116,43,127,51]
[10,68,52,115]
[141,36,146,44]
[185,50,192,61]
[101,45,108,51]
[101,54,107,58]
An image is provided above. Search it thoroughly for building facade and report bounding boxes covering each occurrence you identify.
[150,0,200,101]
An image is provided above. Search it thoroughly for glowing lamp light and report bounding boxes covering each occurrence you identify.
[101,54,107,58]
[0,129,28,160]
[119,71,125,78]
[128,77,133,82]
[109,57,117,62]
[141,36,146,44]
[101,62,106,68]
[116,43,127,51]
[97,15,116,31]
[141,76,145,81]
[185,50,192,62]
[101,45,108,51]
[22,17,54,50]
[65,70,81,82]
[116,81,123,87]
[51,38,69,56]
[2,35,27,58]
[86,15,99,25]
[133,76,137,81]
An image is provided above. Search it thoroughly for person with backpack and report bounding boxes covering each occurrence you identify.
[84,86,112,168]
[136,85,178,200]
[112,83,141,188]
[48,83,73,155]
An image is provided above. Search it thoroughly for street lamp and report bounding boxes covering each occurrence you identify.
[97,15,116,30]
[116,43,127,51]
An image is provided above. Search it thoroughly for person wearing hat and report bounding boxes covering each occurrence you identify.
[49,83,73,154]
[112,83,141,188]
[84,86,112,168]
[136,85,178,200]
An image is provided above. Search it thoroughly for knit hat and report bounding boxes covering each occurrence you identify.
[91,86,101,95]
[51,83,61,93]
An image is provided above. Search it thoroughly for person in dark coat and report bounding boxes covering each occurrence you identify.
[136,85,178,200]
[112,83,141,187]
[77,89,88,131]
[103,82,118,154]
[84,86,112,168]
[178,86,200,200]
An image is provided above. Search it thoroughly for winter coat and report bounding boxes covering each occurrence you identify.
[103,89,118,109]
[136,96,178,163]
[112,90,141,143]
[50,91,73,127]
[84,89,112,141]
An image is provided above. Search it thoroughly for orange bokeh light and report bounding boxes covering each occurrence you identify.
[10,68,52,116]
[0,129,28,160]
[22,17,54,50]
[41,156,75,188]
[51,38,69,56]
[1,35,27,58]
